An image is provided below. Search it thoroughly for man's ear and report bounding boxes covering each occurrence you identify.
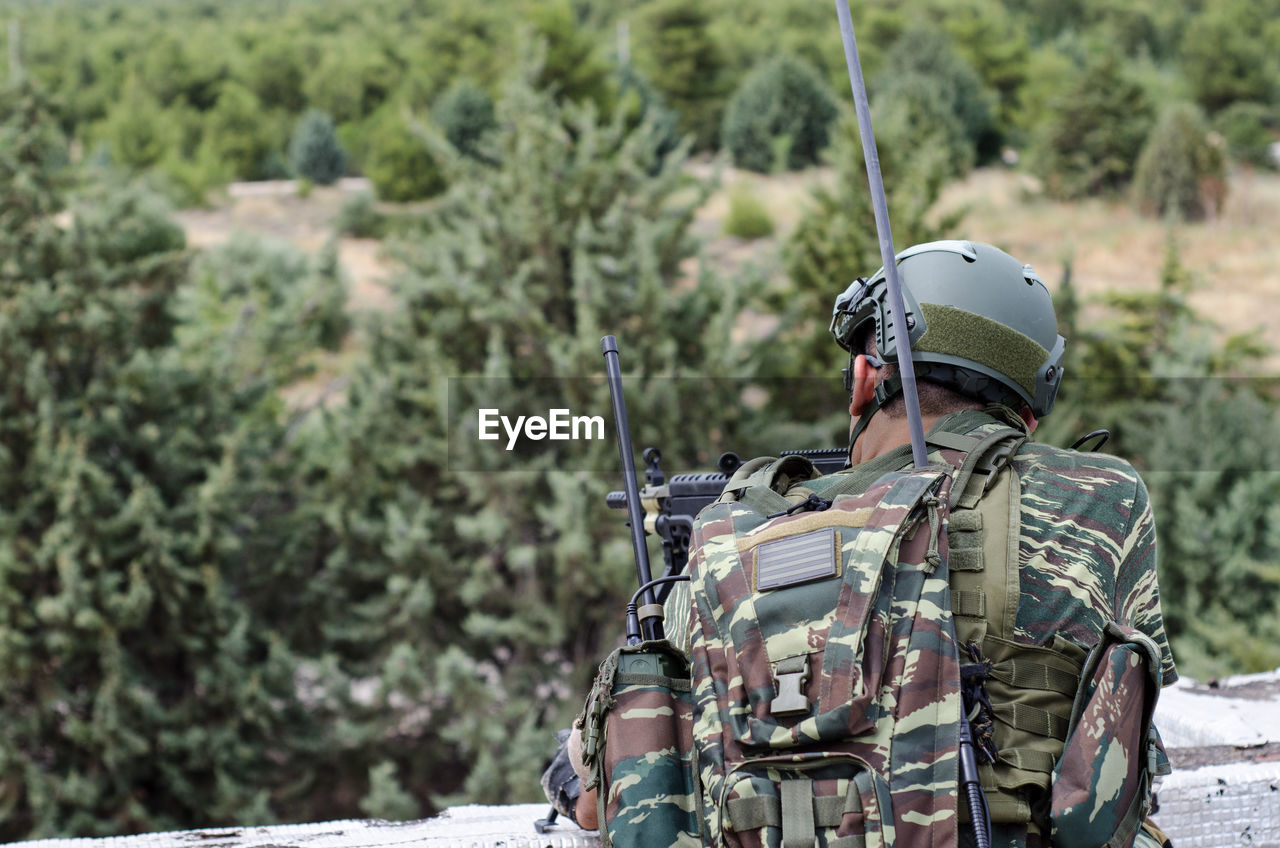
[848,355,878,417]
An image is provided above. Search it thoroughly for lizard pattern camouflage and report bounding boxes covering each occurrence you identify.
[581,411,1176,848]
[1051,622,1166,848]
[686,465,964,848]
[580,640,701,848]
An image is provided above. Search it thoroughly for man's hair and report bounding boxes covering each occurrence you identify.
[860,333,982,418]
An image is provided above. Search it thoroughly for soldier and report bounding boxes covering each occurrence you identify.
[546,240,1176,848]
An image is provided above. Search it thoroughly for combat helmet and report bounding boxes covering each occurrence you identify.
[830,240,1065,429]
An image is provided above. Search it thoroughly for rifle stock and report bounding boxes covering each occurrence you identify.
[606,447,848,595]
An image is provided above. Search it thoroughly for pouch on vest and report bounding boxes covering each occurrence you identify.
[1050,621,1165,848]
[580,639,701,848]
[689,464,964,848]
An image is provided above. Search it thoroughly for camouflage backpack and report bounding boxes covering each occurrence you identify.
[684,446,981,848]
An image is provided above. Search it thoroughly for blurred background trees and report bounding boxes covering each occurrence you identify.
[1,0,1278,839]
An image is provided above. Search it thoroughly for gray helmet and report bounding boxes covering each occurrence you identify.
[830,240,1065,417]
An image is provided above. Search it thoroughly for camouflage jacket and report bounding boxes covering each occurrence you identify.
[663,409,1176,846]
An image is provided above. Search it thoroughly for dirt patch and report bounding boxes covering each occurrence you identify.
[184,166,1280,376]
[175,178,395,314]
[931,167,1280,372]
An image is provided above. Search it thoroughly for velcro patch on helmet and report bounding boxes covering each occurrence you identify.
[753,528,841,591]
[915,303,1048,398]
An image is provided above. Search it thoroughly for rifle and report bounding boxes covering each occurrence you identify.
[604,447,848,598]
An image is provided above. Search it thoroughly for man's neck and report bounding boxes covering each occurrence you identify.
[849,411,951,466]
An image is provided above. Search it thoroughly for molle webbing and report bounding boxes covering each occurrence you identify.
[915,303,1048,399]
[727,789,869,848]
[934,425,1086,831]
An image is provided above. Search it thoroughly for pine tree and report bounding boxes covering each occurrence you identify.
[721,55,838,173]
[871,26,995,176]
[433,79,497,160]
[288,66,767,813]
[288,110,347,185]
[1028,50,1154,198]
[635,0,730,151]
[0,83,319,839]
[1133,103,1227,221]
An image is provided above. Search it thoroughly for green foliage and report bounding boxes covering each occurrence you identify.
[175,234,349,385]
[1213,102,1279,169]
[359,761,420,821]
[933,0,1031,142]
[432,80,497,160]
[244,34,307,113]
[872,26,994,177]
[615,64,681,165]
[288,110,346,186]
[1178,0,1280,115]
[336,190,387,239]
[723,186,775,239]
[1028,50,1154,198]
[721,55,837,173]
[528,1,615,112]
[157,142,231,208]
[11,0,1280,190]
[0,82,321,839]
[203,81,280,181]
[100,76,173,170]
[636,0,730,151]
[1040,239,1280,679]
[74,182,187,265]
[289,67,765,811]
[361,109,446,202]
[302,41,400,125]
[1133,103,1227,221]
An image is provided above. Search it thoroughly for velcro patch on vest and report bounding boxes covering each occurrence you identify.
[753,528,841,591]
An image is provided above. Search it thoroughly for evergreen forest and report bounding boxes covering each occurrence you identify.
[1,0,1279,838]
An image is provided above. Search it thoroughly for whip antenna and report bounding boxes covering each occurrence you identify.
[833,0,928,469]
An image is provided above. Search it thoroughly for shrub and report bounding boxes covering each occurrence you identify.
[528,0,615,112]
[0,82,319,840]
[100,76,173,170]
[1178,0,1280,114]
[1133,103,1227,221]
[636,0,730,151]
[724,186,775,239]
[75,183,186,264]
[158,143,230,208]
[1213,102,1277,169]
[871,27,995,176]
[177,234,349,384]
[1028,51,1154,199]
[362,110,446,202]
[616,64,681,165]
[336,190,387,239]
[722,55,838,173]
[204,81,276,181]
[432,80,496,159]
[288,110,347,185]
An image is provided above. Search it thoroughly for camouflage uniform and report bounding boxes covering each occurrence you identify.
[661,409,1175,848]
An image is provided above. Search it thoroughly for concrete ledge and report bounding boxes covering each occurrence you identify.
[8,669,1278,848]
[5,805,599,848]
